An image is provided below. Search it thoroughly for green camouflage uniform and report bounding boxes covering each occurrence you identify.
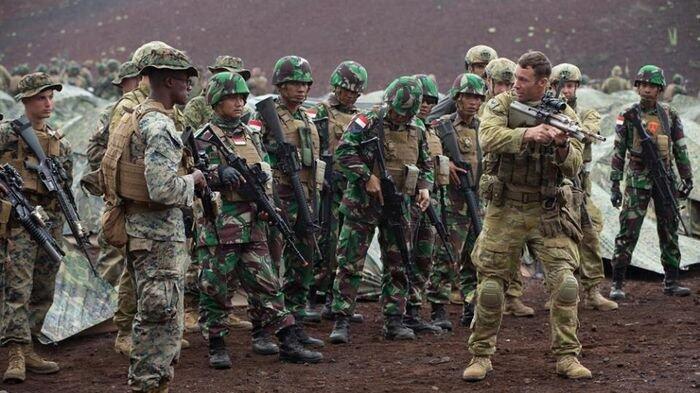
[331,108,434,317]
[196,114,295,338]
[468,90,584,358]
[124,99,195,391]
[610,103,692,270]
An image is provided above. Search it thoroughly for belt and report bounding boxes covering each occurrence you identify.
[504,189,542,203]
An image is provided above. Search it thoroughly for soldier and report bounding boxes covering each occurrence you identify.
[328,76,433,343]
[549,63,618,311]
[64,62,89,89]
[601,65,631,94]
[93,62,109,98]
[462,51,591,381]
[663,73,687,102]
[609,65,693,299]
[252,55,324,327]
[312,60,367,323]
[101,44,203,393]
[0,73,69,383]
[183,56,252,130]
[427,45,497,122]
[9,64,31,95]
[480,58,516,116]
[80,60,95,90]
[247,67,269,96]
[195,72,323,368]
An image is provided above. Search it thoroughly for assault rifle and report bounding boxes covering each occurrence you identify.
[11,116,96,275]
[195,125,309,266]
[509,95,606,142]
[181,127,217,224]
[0,164,65,264]
[624,105,689,234]
[424,203,455,264]
[434,121,482,236]
[255,97,320,256]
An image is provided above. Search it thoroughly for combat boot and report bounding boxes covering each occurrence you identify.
[2,343,25,383]
[180,338,190,349]
[383,316,416,341]
[584,285,618,311]
[460,302,475,327]
[208,336,232,369]
[609,266,626,300]
[224,314,253,330]
[251,328,279,355]
[184,309,200,333]
[503,295,534,317]
[403,305,442,334]
[322,296,364,323]
[24,344,59,375]
[114,332,132,357]
[556,355,592,379]
[430,303,453,331]
[276,325,323,364]
[329,316,350,344]
[295,325,325,348]
[462,356,492,382]
[663,266,691,297]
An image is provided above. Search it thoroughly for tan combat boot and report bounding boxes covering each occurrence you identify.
[462,356,492,382]
[114,332,132,356]
[503,296,535,317]
[184,309,201,333]
[24,344,59,374]
[584,285,618,311]
[449,290,464,305]
[556,355,592,379]
[225,314,253,330]
[3,343,25,383]
[180,338,190,349]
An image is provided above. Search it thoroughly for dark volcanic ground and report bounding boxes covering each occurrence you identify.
[1,0,699,94]
[0,274,698,392]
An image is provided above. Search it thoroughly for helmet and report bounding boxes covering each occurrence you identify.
[330,61,368,93]
[672,73,683,84]
[550,63,582,84]
[206,71,250,107]
[383,76,422,117]
[112,61,140,85]
[450,73,487,100]
[465,45,497,66]
[634,65,665,88]
[208,56,250,80]
[413,74,439,100]
[14,72,62,101]
[35,64,48,73]
[271,55,313,86]
[67,61,81,76]
[138,45,198,78]
[106,59,120,72]
[611,65,623,77]
[132,41,173,71]
[485,58,516,83]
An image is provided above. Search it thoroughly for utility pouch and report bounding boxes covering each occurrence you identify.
[298,126,314,167]
[0,199,12,238]
[480,175,505,206]
[403,164,419,196]
[435,155,450,186]
[315,158,326,190]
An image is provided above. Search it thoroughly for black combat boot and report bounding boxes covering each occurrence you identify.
[383,315,416,340]
[329,315,350,344]
[609,266,626,300]
[403,305,442,334]
[460,302,475,327]
[208,336,232,369]
[294,324,325,348]
[251,325,279,355]
[663,266,691,297]
[276,325,323,364]
[430,303,453,331]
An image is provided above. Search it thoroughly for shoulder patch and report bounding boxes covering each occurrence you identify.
[248,119,262,132]
[488,98,500,110]
[354,114,369,128]
[615,115,625,126]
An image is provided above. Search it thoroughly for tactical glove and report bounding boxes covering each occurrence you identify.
[218,165,242,189]
[679,178,693,199]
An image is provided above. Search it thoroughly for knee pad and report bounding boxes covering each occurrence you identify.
[555,274,579,305]
[479,278,504,310]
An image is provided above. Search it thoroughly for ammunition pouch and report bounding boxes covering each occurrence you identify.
[434,155,450,186]
[101,202,128,247]
[80,168,104,197]
[298,126,315,167]
[539,183,584,243]
[403,164,419,196]
[479,174,504,206]
[0,199,12,238]
[314,158,326,190]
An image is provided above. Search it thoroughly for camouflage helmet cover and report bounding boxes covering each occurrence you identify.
[634,64,665,88]
[208,55,251,80]
[485,57,516,83]
[611,65,623,77]
[550,63,582,84]
[383,76,423,117]
[106,59,120,72]
[35,64,48,73]
[465,45,498,66]
[67,61,81,75]
[138,45,198,78]
[271,55,313,86]
[206,71,250,107]
[413,74,439,99]
[330,60,368,93]
[450,73,487,99]
[14,72,63,101]
[112,61,141,85]
[132,41,173,71]
[672,73,683,84]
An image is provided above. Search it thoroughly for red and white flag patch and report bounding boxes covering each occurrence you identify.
[354,114,369,128]
[248,119,263,132]
[615,115,624,126]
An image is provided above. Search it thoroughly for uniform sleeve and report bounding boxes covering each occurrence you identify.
[183,97,205,130]
[610,112,629,182]
[58,138,73,185]
[416,125,435,191]
[108,99,130,135]
[669,108,692,180]
[579,109,601,143]
[479,97,528,154]
[552,106,583,178]
[141,112,194,206]
[335,115,372,183]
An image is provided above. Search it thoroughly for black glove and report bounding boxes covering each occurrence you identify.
[218,165,242,189]
[611,181,622,208]
[679,178,693,199]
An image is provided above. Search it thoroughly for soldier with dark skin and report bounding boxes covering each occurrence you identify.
[328,76,433,344]
[609,65,693,299]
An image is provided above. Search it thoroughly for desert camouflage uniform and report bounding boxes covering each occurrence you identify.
[601,66,631,94]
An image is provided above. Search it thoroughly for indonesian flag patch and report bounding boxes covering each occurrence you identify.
[615,115,624,126]
[248,119,262,132]
[306,108,317,119]
[231,134,247,145]
[354,114,369,128]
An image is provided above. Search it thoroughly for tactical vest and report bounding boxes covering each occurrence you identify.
[273,104,320,189]
[0,127,61,195]
[629,106,671,164]
[454,120,481,180]
[324,103,355,154]
[375,124,421,195]
[208,124,269,202]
